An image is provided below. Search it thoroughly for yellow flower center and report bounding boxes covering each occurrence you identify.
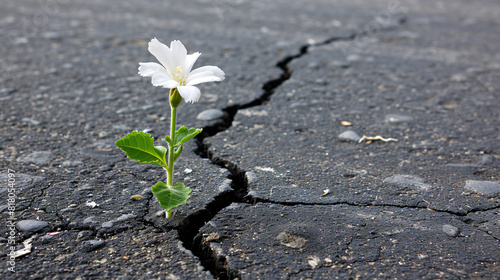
[172,66,187,86]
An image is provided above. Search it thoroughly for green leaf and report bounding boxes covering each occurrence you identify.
[172,126,203,147]
[116,131,168,168]
[151,181,191,218]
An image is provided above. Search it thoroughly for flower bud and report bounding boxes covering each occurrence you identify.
[169,88,182,108]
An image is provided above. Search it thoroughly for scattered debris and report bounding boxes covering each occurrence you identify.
[86,201,98,208]
[130,195,143,200]
[307,255,321,269]
[322,189,330,196]
[358,135,398,144]
[256,166,275,172]
[13,237,33,258]
[204,232,220,242]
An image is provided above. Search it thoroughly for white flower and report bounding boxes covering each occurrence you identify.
[138,38,225,103]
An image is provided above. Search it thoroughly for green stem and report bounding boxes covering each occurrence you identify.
[167,105,177,187]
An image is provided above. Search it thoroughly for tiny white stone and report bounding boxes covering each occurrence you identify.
[86,201,97,208]
[256,166,275,172]
[184,168,193,174]
[307,256,321,269]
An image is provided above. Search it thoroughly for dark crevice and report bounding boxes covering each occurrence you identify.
[177,156,247,280]
[175,19,410,280]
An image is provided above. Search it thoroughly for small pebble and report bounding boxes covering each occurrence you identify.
[115,214,137,222]
[130,195,143,200]
[196,109,224,121]
[101,221,114,228]
[338,130,361,142]
[86,201,97,208]
[442,224,459,237]
[80,240,105,252]
[464,180,500,197]
[17,220,49,233]
[276,232,307,249]
[83,216,98,224]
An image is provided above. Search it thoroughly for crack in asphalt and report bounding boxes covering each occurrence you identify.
[175,32,381,279]
[249,197,500,217]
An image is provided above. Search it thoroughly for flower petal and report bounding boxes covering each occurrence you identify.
[151,73,179,88]
[177,86,201,103]
[182,52,201,76]
[138,62,171,78]
[186,71,224,86]
[189,66,225,81]
[170,40,187,70]
[148,38,176,74]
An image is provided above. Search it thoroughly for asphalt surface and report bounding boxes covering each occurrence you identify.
[1,0,499,279]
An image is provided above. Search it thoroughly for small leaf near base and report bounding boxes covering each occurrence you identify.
[151,181,191,218]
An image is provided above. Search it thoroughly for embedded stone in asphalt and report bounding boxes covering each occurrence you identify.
[17,151,53,165]
[276,231,307,249]
[16,220,49,233]
[80,240,106,252]
[101,214,137,228]
[115,214,137,222]
[383,175,432,191]
[465,180,500,197]
[442,224,459,237]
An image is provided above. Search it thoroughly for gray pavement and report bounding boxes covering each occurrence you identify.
[1,0,499,279]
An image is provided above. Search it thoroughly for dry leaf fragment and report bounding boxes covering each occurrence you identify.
[13,237,33,258]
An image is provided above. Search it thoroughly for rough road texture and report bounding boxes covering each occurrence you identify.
[1,0,499,279]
